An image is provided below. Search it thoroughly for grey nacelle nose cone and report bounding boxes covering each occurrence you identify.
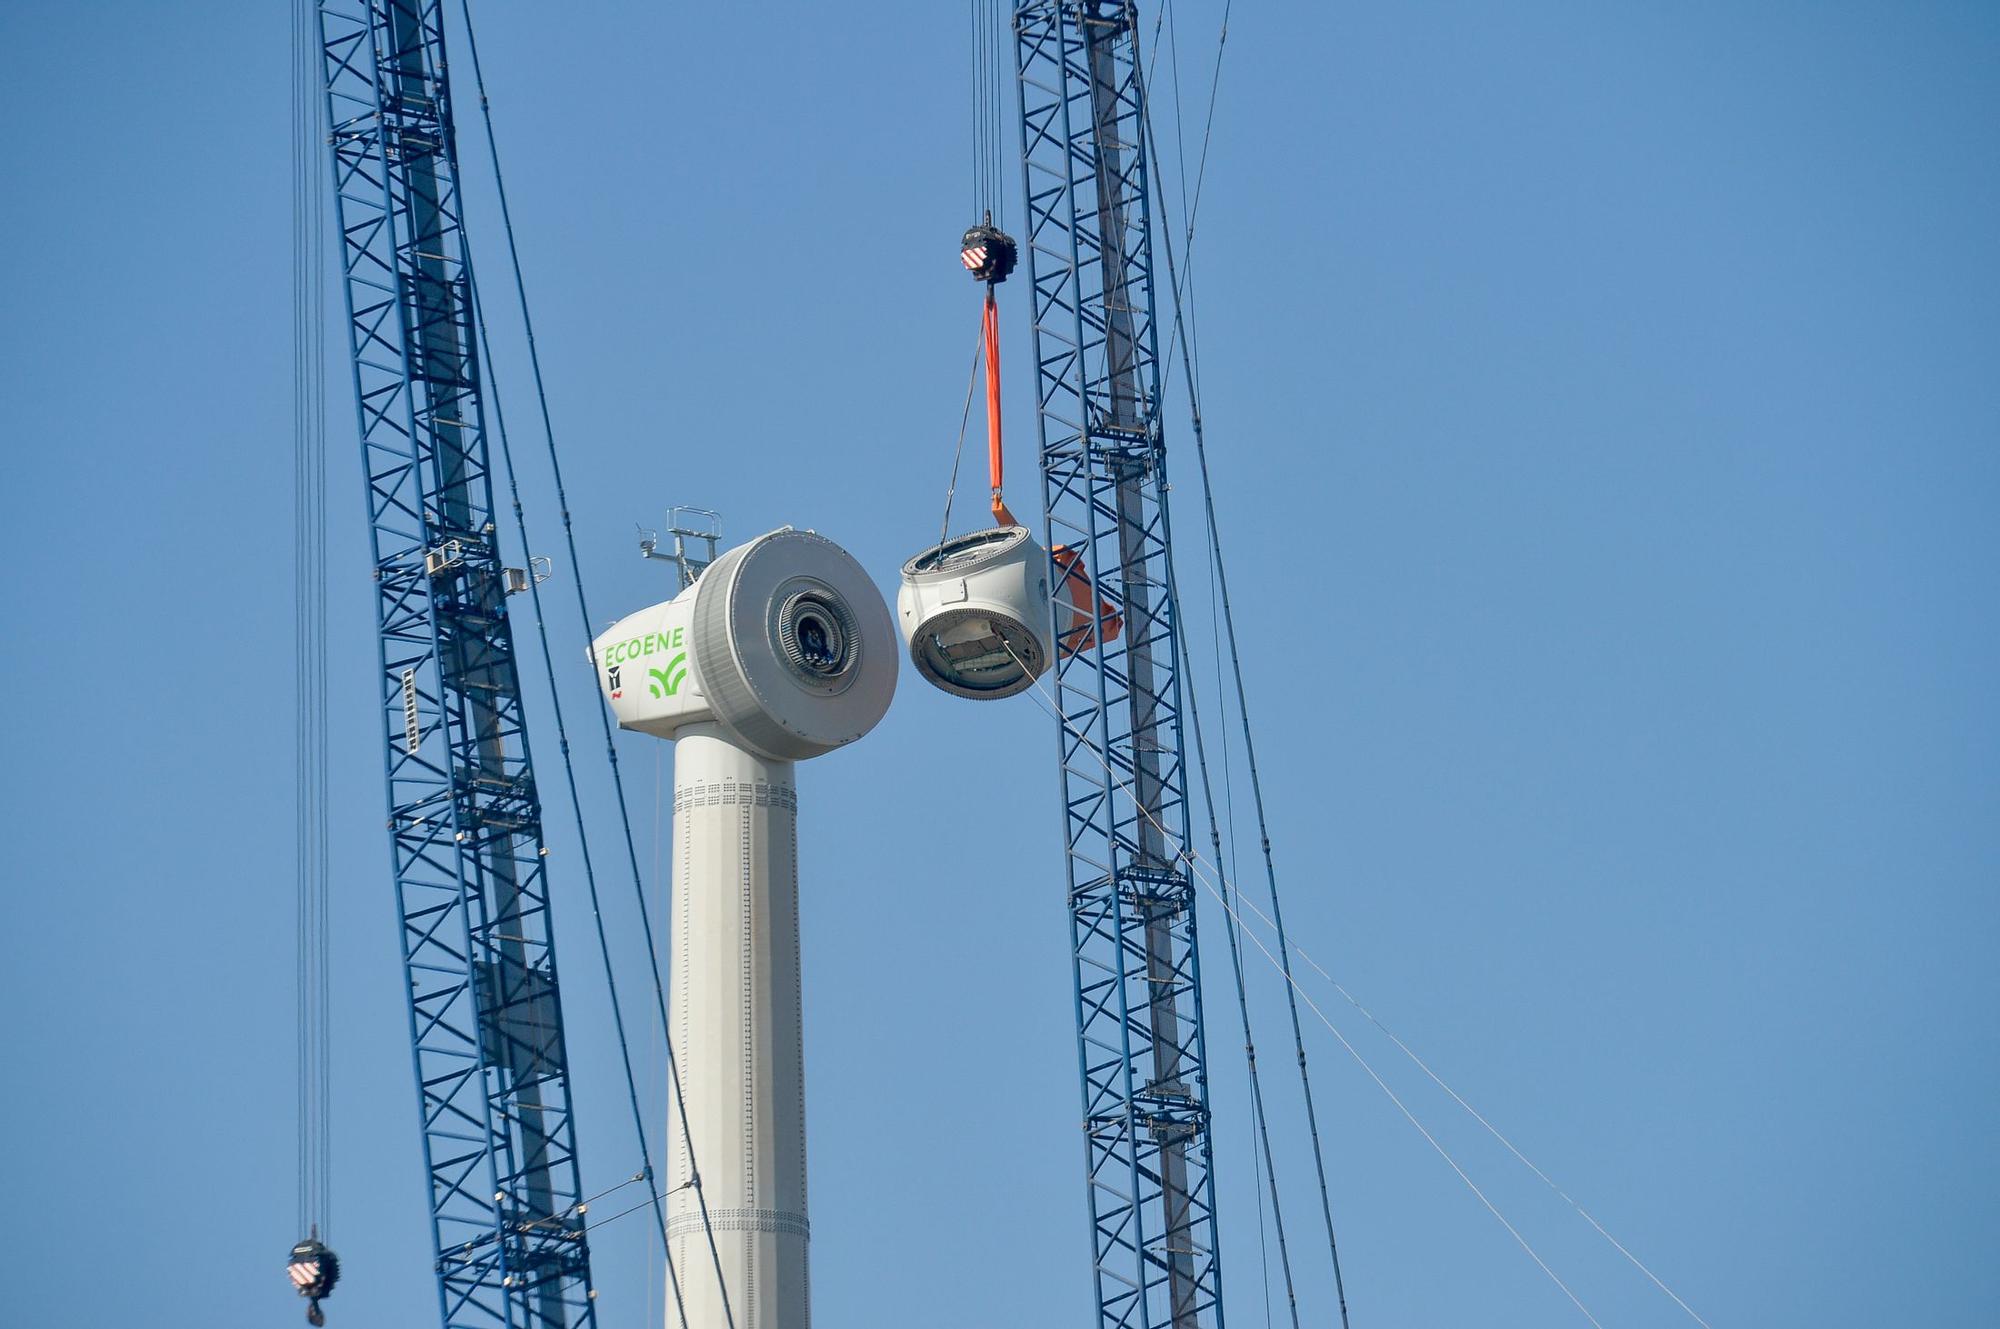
[592,528,897,762]
[691,529,898,761]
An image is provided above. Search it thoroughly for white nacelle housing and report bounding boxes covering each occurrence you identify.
[897,524,1054,700]
[592,527,897,760]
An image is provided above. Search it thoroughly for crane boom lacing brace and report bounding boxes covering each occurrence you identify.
[314,1,595,1323]
[1012,4,1223,1327]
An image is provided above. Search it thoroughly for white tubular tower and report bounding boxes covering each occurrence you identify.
[593,528,897,1329]
[670,726,806,1329]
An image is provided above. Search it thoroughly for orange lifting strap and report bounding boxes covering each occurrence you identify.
[984,289,1014,527]
[979,283,1122,653]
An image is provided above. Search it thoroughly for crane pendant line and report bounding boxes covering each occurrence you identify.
[1014,5,1226,1328]
[316,2,596,1325]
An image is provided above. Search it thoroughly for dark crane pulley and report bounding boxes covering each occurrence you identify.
[287,1234,340,1326]
[960,216,1017,284]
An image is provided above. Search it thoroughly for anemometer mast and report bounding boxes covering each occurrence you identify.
[315,2,596,1324]
[1014,4,1228,1326]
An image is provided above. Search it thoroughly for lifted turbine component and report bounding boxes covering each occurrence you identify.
[898,524,1053,699]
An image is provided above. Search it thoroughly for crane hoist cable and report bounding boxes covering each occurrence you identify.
[955,220,1123,653]
[446,2,744,1329]
[958,221,1016,524]
[962,0,1015,526]
[969,0,1007,225]
[289,0,337,1320]
[1096,32,1707,1307]
[1000,638,1613,1329]
[449,5,739,1325]
[1135,31,1359,1320]
[937,0,1123,668]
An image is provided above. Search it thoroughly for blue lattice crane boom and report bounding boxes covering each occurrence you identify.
[314,2,597,1324]
[1012,5,1228,1327]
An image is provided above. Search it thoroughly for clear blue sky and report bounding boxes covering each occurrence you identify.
[2,2,1994,1326]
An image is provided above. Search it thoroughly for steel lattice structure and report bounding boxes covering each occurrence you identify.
[1014,5,1226,1328]
[317,2,597,1325]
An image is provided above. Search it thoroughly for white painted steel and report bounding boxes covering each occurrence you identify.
[897,524,1054,700]
[667,724,807,1329]
[593,528,895,1329]
[594,528,898,758]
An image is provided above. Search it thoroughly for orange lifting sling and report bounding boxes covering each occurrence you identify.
[976,283,1121,653]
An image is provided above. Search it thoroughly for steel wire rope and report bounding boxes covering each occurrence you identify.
[1248,1100,1275,1329]
[1183,166,1268,1319]
[578,1170,709,1237]
[1148,0,1231,333]
[292,0,332,1246]
[1211,517,1275,1328]
[938,319,989,546]
[1324,978,1715,1328]
[990,0,1007,221]
[975,0,989,218]
[976,1,992,215]
[1055,23,1709,1318]
[1136,18,1368,1320]
[463,249,686,1326]
[1168,858,1719,1329]
[450,7,738,1324]
[948,0,1007,544]
[1014,627,1713,1326]
[1138,106,1304,1303]
[982,0,991,215]
[1138,28,1707,1317]
[1181,594,1305,1329]
[1186,868,1609,1329]
[445,8,680,1304]
[649,744,665,1329]
[291,0,308,1240]
[1152,6,1307,1324]
[970,1,980,216]
[516,1170,653,1230]
[971,0,1007,222]
[1002,643,1609,1328]
[1127,10,1360,1322]
[1207,497,1278,1329]
[1214,526,1275,1329]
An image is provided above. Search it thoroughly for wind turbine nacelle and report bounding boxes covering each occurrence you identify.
[592,528,897,761]
[897,524,1054,701]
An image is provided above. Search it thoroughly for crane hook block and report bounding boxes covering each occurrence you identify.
[960,223,1017,285]
[288,1237,340,1325]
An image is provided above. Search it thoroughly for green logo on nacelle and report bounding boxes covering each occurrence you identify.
[649,652,689,699]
